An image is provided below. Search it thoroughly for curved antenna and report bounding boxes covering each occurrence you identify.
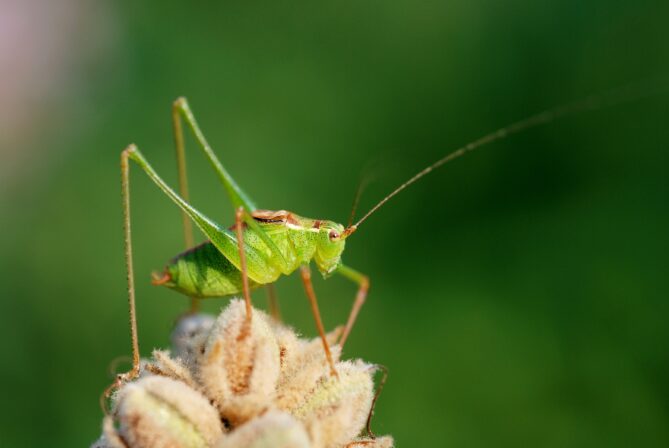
[347,180,366,229]
[345,82,667,235]
[347,172,376,228]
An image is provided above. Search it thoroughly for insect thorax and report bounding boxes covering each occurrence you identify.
[155,210,345,298]
[250,210,346,276]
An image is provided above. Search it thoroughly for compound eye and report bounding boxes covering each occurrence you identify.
[328,230,340,241]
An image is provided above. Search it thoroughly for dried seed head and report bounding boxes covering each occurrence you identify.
[215,411,311,448]
[112,375,223,448]
[94,300,392,448]
[171,313,216,369]
[198,299,280,424]
[293,361,375,448]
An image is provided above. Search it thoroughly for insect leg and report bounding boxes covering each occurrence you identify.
[299,265,339,377]
[171,100,199,312]
[123,145,277,284]
[366,364,388,438]
[172,98,289,273]
[265,283,282,321]
[342,365,389,445]
[172,97,257,211]
[101,147,144,412]
[336,264,370,349]
[120,148,141,377]
[171,99,194,249]
[235,207,253,320]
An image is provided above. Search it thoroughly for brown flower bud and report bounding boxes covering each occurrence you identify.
[215,411,311,448]
[149,349,197,389]
[171,313,216,370]
[293,361,375,448]
[276,335,342,413]
[198,300,280,424]
[111,376,223,448]
[271,321,342,377]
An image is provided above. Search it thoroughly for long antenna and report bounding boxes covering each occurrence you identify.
[347,179,366,229]
[346,82,666,234]
[347,172,375,228]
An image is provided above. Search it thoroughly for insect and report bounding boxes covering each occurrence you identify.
[108,86,659,401]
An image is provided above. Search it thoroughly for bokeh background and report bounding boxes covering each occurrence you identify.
[1,0,668,446]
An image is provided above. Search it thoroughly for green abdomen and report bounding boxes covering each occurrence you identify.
[163,242,259,298]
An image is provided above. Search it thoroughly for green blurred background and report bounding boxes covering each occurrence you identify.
[1,0,668,446]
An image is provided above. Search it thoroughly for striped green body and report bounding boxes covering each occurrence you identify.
[158,210,346,298]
